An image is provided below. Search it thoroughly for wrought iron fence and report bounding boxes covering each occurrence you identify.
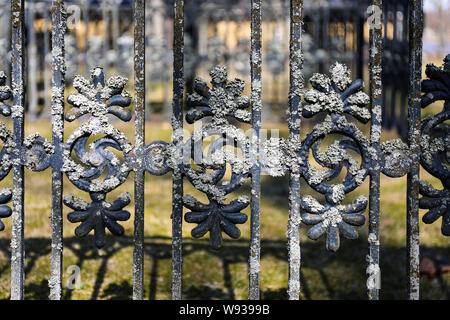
[0,0,448,300]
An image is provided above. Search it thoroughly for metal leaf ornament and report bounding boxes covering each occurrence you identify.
[0,72,12,231]
[419,55,450,236]
[64,192,131,248]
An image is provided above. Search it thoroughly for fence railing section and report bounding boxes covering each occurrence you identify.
[0,0,448,301]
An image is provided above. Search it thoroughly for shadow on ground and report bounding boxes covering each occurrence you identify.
[0,235,448,300]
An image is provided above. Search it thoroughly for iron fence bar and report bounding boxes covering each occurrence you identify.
[248,0,262,301]
[320,6,329,74]
[406,0,423,300]
[10,0,25,301]
[49,0,66,301]
[356,12,364,80]
[101,4,109,73]
[172,0,184,301]
[43,5,51,119]
[133,0,145,301]
[400,3,409,138]
[287,0,303,301]
[381,3,389,128]
[26,1,38,120]
[83,2,89,75]
[367,0,383,301]
[1,0,11,80]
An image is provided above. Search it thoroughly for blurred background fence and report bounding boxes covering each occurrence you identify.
[0,0,432,137]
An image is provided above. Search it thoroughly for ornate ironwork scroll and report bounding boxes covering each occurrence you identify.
[182,65,251,250]
[60,67,172,249]
[61,67,133,248]
[299,62,371,252]
[419,55,449,236]
[0,72,54,231]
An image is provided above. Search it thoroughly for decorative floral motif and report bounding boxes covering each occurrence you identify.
[186,65,250,125]
[299,63,371,251]
[65,67,132,122]
[63,67,134,247]
[303,63,371,122]
[301,194,368,252]
[182,66,251,249]
[420,55,450,236]
[64,192,131,248]
[184,195,248,249]
[63,67,133,194]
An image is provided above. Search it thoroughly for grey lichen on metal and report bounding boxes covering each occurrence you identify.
[182,65,251,249]
[64,192,131,248]
[380,138,412,178]
[298,62,372,252]
[62,67,133,195]
[61,67,172,248]
[0,71,53,231]
[0,72,12,231]
[62,67,133,247]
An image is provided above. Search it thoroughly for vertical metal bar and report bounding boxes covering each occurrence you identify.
[356,14,364,80]
[144,5,151,120]
[133,0,145,301]
[101,4,109,73]
[172,0,184,301]
[2,0,11,79]
[400,3,409,138]
[320,7,329,73]
[249,0,262,301]
[83,3,89,75]
[287,0,303,301]
[26,1,37,120]
[43,6,51,119]
[49,0,66,301]
[111,6,119,77]
[407,0,423,300]
[10,0,25,300]
[367,0,383,301]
